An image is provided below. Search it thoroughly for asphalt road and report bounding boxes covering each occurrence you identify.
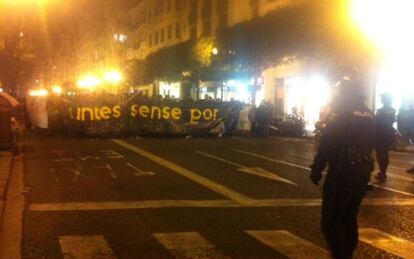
[16,134,414,258]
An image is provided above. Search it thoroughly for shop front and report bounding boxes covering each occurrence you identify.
[199,79,263,105]
[262,60,331,131]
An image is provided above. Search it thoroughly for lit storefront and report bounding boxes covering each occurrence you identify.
[199,79,263,105]
[284,76,330,130]
[262,60,331,130]
[159,81,181,99]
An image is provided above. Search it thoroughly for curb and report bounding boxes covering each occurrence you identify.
[0,151,14,225]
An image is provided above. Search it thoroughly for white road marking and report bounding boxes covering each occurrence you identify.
[359,228,414,259]
[126,163,155,176]
[196,150,297,186]
[64,166,91,182]
[286,153,313,161]
[79,154,101,161]
[376,171,414,182]
[93,164,117,179]
[28,198,414,212]
[52,150,74,162]
[237,149,414,197]
[370,184,414,197]
[59,235,115,259]
[246,230,330,258]
[235,149,310,171]
[390,158,414,165]
[111,139,253,204]
[106,164,117,179]
[100,150,125,159]
[153,232,229,259]
[391,151,414,157]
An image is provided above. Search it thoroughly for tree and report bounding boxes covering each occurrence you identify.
[0,4,40,94]
[123,59,149,86]
[217,0,378,80]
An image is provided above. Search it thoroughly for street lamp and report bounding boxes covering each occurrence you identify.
[104,71,122,85]
[212,47,218,55]
[77,75,102,90]
[52,85,62,95]
[1,0,48,6]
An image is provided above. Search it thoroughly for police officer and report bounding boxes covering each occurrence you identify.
[374,93,396,181]
[310,77,375,259]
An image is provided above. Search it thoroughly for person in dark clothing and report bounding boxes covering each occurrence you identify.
[310,78,375,259]
[374,93,396,181]
[256,101,272,137]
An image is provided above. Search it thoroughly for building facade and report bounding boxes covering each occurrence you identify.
[126,0,229,60]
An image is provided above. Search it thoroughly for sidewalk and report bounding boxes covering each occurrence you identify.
[0,151,13,225]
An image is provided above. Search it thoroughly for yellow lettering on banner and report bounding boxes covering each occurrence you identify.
[139,106,150,118]
[190,109,202,124]
[162,107,171,119]
[131,105,138,117]
[113,105,122,118]
[203,109,213,120]
[82,107,94,121]
[151,106,161,119]
[68,108,74,119]
[94,107,102,120]
[100,106,112,120]
[171,108,182,120]
[76,108,81,121]
[213,109,219,120]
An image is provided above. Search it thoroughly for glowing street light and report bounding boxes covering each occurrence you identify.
[52,85,62,95]
[350,0,414,109]
[104,71,122,84]
[1,0,48,5]
[77,75,102,89]
[212,47,218,55]
[29,89,48,97]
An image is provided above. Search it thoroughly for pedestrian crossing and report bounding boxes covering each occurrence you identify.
[55,228,414,258]
[59,235,115,259]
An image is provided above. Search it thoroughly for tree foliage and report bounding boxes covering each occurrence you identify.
[134,0,378,84]
[217,0,378,77]
[0,6,39,93]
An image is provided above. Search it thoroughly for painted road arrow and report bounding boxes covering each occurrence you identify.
[196,151,297,186]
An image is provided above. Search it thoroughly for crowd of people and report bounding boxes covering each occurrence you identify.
[236,100,273,138]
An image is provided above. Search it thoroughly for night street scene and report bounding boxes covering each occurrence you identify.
[1,0,414,258]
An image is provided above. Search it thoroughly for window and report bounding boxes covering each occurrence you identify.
[160,28,165,43]
[168,25,173,40]
[203,21,211,37]
[155,31,159,45]
[167,0,172,12]
[149,34,153,47]
[190,26,197,38]
[175,23,181,38]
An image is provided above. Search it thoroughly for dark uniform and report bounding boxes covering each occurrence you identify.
[375,104,396,180]
[310,80,375,259]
